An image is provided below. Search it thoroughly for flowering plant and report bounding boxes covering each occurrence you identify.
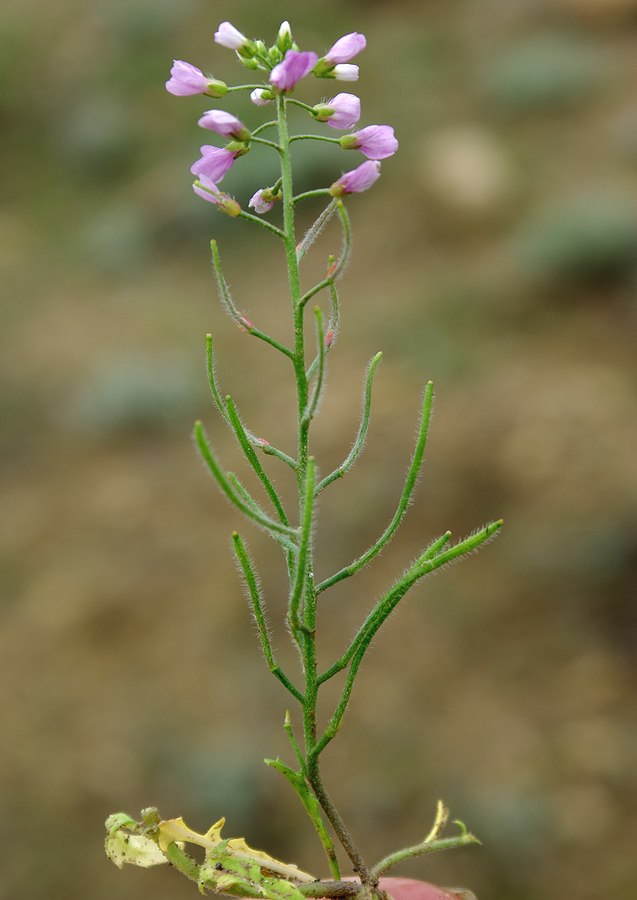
[105,20,501,900]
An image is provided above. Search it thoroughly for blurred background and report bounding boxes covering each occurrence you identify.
[2,0,637,898]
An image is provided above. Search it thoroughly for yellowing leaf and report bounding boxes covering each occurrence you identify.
[157,816,314,883]
[105,828,168,869]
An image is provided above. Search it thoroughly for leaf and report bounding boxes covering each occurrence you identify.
[104,813,168,869]
[158,815,314,883]
[106,809,314,897]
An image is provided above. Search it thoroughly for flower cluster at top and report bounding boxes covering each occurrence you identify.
[165,21,398,216]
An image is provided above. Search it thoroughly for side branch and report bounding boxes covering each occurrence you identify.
[225,395,289,527]
[296,199,337,264]
[237,210,286,240]
[227,474,297,555]
[250,136,283,154]
[313,521,503,754]
[317,381,434,594]
[290,134,341,146]
[211,241,293,357]
[315,351,383,494]
[370,802,480,879]
[302,309,326,426]
[306,277,340,381]
[317,530,451,685]
[266,754,341,880]
[232,532,303,704]
[298,203,351,309]
[288,458,316,637]
[206,334,297,470]
[194,420,297,539]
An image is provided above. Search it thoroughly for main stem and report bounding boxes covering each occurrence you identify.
[277,95,374,892]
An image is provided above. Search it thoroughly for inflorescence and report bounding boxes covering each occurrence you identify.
[166,21,398,213]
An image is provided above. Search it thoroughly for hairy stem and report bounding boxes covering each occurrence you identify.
[276,92,371,887]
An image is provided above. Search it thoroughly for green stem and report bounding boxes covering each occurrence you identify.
[294,189,333,205]
[261,441,298,470]
[225,84,268,93]
[370,808,480,881]
[250,135,282,153]
[290,134,341,145]
[286,98,318,114]
[306,768,373,885]
[237,210,285,240]
[267,736,341,881]
[277,94,371,886]
[251,120,278,137]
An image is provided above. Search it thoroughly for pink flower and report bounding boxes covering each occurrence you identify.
[214,21,249,50]
[325,33,366,65]
[190,146,238,182]
[250,88,273,106]
[315,93,361,129]
[340,125,398,160]
[166,60,223,97]
[193,175,241,216]
[333,64,359,82]
[270,50,318,92]
[249,189,277,214]
[198,110,249,140]
[330,160,381,196]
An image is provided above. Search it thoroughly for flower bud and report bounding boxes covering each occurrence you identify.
[251,88,273,106]
[313,93,361,129]
[339,125,398,160]
[276,21,293,53]
[198,110,250,141]
[333,64,359,81]
[166,60,218,97]
[325,32,366,65]
[249,188,280,214]
[193,175,241,216]
[214,21,251,51]
[330,160,381,196]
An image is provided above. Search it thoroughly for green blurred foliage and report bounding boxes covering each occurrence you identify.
[515,193,637,283]
[482,34,607,113]
[1,2,636,900]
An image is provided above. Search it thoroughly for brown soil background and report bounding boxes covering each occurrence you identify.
[1,1,636,898]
